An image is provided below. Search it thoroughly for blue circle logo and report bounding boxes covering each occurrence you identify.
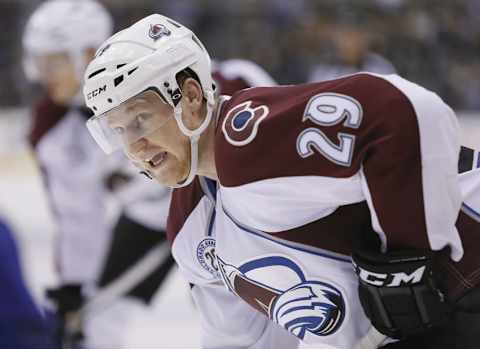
[196,238,220,278]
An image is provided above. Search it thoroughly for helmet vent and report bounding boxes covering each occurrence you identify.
[191,34,204,51]
[88,68,106,79]
[128,67,138,75]
[114,75,124,87]
[117,63,127,69]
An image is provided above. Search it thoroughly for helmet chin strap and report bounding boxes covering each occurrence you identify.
[172,134,200,188]
[172,91,215,188]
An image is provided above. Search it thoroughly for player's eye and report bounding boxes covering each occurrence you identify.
[113,127,125,135]
[134,113,152,129]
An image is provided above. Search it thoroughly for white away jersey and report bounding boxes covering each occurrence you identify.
[168,73,480,348]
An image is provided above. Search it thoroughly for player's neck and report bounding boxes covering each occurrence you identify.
[196,107,218,181]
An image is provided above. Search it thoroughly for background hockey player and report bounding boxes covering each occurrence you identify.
[23,2,174,348]
[83,14,480,349]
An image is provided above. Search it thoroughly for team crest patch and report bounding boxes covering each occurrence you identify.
[217,255,346,341]
[222,101,269,146]
[196,238,220,278]
[149,24,171,41]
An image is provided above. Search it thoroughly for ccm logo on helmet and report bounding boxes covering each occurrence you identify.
[354,264,426,287]
[87,85,107,100]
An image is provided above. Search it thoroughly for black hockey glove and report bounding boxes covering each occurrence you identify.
[46,284,85,347]
[46,284,84,316]
[352,248,452,340]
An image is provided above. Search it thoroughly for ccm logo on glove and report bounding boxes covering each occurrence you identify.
[353,263,426,287]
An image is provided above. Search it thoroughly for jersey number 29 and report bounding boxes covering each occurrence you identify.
[296,93,363,166]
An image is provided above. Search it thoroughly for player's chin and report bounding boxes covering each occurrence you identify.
[152,158,189,187]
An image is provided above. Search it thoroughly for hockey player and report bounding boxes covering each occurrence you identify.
[83,14,480,349]
[23,2,174,348]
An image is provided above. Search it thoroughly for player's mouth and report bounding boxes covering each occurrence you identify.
[146,151,168,169]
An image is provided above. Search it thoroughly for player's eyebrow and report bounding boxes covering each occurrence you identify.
[106,99,147,128]
[125,97,150,114]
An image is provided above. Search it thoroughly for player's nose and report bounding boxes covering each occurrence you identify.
[125,138,148,160]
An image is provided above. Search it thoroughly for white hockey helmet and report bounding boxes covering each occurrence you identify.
[83,14,215,188]
[23,0,113,81]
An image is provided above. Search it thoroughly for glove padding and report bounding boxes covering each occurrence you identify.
[352,248,451,339]
[46,284,84,316]
[46,284,85,347]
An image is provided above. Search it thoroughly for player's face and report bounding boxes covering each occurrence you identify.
[106,90,191,186]
[34,52,80,105]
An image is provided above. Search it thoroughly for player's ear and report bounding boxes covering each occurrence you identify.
[182,77,203,110]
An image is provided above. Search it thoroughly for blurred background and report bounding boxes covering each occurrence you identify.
[0,1,479,348]
[1,0,479,109]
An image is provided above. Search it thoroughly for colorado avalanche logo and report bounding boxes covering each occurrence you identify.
[222,101,269,146]
[196,238,220,278]
[217,255,345,341]
[148,24,171,41]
